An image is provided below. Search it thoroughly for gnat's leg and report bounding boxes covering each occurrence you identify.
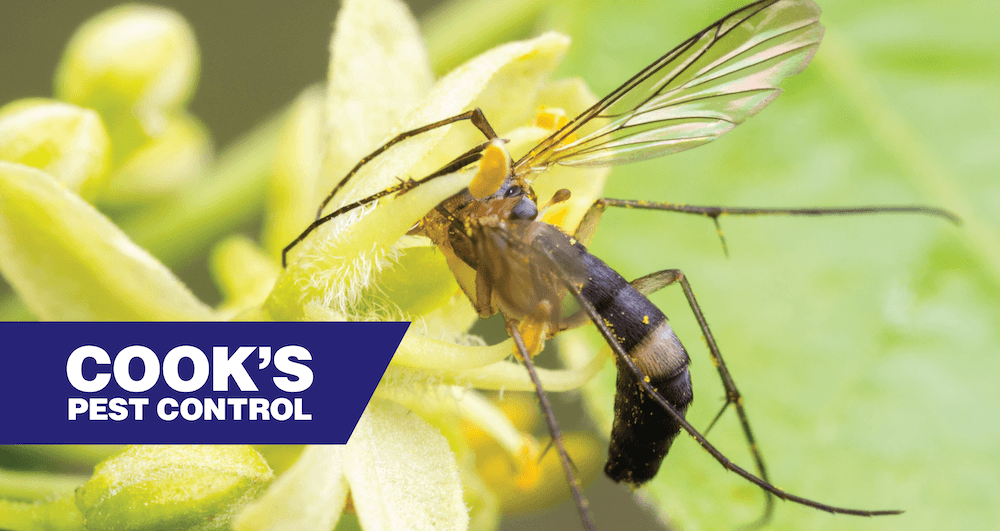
[507,318,596,531]
[577,198,961,255]
[315,108,499,220]
[542,253,902,519]
[630,268,773,526]
[282,142,489,267]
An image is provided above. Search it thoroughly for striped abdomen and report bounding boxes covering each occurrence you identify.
[577,248,693,486]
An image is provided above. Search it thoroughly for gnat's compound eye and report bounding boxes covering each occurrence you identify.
[510,197,538,220]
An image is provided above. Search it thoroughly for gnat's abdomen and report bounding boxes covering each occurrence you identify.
[577,249,693,485]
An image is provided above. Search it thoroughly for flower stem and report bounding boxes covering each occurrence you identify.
[0,446,120,472]
[120,108,287,266]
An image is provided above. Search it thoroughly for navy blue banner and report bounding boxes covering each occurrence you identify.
[0,322,407,444]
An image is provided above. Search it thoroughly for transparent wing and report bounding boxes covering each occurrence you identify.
[514,0,823,172]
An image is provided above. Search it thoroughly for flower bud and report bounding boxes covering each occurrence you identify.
[55,5,199,161]
[100,112,212,206]
[0,99,109,201]
[74,445,273,531]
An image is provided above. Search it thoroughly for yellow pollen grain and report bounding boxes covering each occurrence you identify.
[533,106,566,129]
[514,441,542,491]
[469,141,509,199]
[532,106,578,144]
[542,205,568,227]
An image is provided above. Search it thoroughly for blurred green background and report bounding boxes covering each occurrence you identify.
[1,0,997,530]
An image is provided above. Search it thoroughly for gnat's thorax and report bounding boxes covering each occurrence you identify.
[415,138,538,316]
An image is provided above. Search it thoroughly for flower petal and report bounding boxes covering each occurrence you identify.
[391,331,513,371]
[344,400,468,531]
[493,432,602,514]
[322,0,434,199]
[377,383,526,460]
[334,31,571,206]
[451,348,609,392]
[100,111,213,206]
[262,86,326,258]
[524,78,608,233]
[371,241,459,317]
[210,235,280,318]
[337,34,577,325]
[267,164,476,320]
[232,445,349,531]
[0,161,214,320]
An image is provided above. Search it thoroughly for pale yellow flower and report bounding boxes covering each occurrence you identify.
[0,1,610,529]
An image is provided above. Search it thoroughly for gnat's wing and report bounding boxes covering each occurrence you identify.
[515,0,823,172]
[472,220,587,326]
